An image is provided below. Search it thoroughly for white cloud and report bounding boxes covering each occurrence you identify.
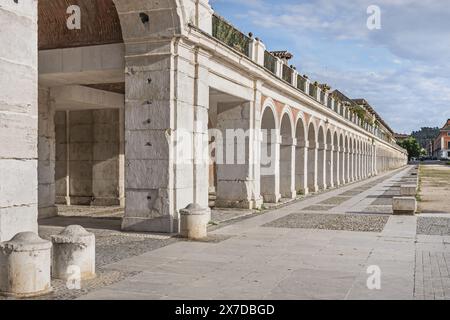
[217,0,450,133]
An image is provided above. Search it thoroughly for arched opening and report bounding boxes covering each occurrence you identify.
[307,123,318,192]
[279,113,295,199]
[317,127,326,190]
[260,107,280,203]
[38,0,127,228]
[38,0,187,233]
[295,118,308,195]
[333,132,339,187]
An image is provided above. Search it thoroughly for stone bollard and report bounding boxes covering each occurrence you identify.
[392,197,417,215]
[400,185,417,197]
[51,225,96,281]
[0,232,52,297]
[180,204,210,240]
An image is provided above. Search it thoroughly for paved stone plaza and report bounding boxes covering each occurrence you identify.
[54,166,446,300]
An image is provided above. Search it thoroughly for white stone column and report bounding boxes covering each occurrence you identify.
[118,109,125,207]
[339,146,345,185]
[327,144,334,188]
[295,140,309,195]
[350,146,355,182]
[307,141,319,192]
[373,144,378,176]
[317,142,327,190]
[192,49,210,210]
[345,147,350,184]
[279,137,296,199]
[333,145,340,187]
[122,40,177,233]
[0,1,38,241]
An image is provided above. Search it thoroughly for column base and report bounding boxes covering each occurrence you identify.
[308,185,319,193]
[297,188,309,196]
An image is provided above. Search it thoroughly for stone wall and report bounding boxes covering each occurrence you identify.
[0,1,38,241]
[55,109,122,206]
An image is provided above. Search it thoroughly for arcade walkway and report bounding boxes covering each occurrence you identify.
[72,166,449,300]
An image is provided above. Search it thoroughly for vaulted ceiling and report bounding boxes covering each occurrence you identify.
[38,0,123,50]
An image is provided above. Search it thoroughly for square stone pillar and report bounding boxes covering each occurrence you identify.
[333,146,340,187]
[0,1,38,241]
[121,39,212,233]
[38,87,57,219]
[327,144,334,188]
[317,143,327,190]
[122,41,177,233]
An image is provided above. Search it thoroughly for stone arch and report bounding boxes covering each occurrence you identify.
[280,106,295,136]
[261,99,280,130]
[295,114,308,194]
[260,106,280,203]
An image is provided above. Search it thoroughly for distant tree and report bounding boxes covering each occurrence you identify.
[411,127,440,150]
[398,137,422,160]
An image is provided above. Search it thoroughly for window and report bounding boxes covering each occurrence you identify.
[448,141,450,149]
[447,132,450,136]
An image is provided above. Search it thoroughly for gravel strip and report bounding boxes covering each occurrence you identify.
[417,217,450,236]
[264,213,389,232]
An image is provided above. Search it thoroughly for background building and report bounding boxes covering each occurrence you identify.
[433,119,450,159]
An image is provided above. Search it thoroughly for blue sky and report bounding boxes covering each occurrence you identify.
[209,0,450,133]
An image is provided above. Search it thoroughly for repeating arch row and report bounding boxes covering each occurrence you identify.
[258,102,405,201]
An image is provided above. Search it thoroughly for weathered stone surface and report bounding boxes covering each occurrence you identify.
[52,226,96,281]
[393,197,417,215]
[400,185,417,197]
[0,232,52,297]
[180,204,210,239]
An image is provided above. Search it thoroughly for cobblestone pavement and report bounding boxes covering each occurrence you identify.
[16,166,449,300]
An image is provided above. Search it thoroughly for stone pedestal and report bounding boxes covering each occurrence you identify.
[0,232,52,297]
[51,225,95,281]
[180,204,210,240]
[392,197,417,215]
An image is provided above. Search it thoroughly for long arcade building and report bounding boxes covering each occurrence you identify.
[0,0,407,240]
